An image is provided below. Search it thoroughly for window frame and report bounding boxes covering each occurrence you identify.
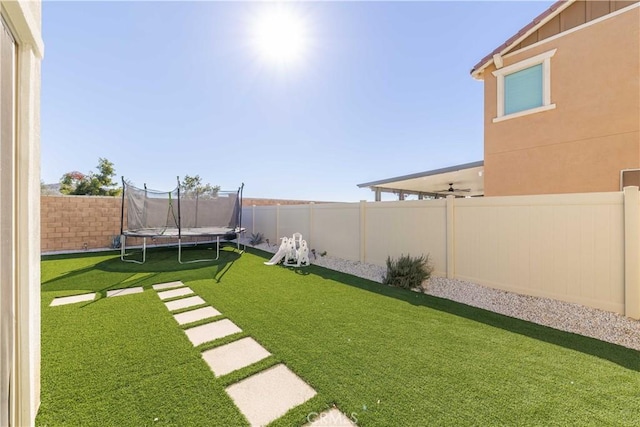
[0,13,16,427]
[492,48,557,123]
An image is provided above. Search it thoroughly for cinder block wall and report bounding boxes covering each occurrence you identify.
[41,195,323,253]
[41,195,123,252]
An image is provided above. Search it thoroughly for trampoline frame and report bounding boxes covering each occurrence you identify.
[119,178,245,264]
[119,228,245,264]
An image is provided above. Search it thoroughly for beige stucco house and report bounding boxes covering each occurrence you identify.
[360,0,639,201]
[472,0,640,196]
[0,1,43,426]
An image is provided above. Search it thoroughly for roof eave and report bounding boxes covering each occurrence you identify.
[357,160,484,189]
[470,0,573,80]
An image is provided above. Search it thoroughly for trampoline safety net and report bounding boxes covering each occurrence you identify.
[125,185,180,234]
[121,181,242,237]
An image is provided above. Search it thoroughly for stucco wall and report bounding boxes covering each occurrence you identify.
[483,5,640,196]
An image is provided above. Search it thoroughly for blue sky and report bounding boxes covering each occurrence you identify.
[41,1,553,202]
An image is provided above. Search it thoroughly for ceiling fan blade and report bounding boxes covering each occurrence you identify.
[433,188,472,193]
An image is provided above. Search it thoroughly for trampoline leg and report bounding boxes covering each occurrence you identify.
[120,235,147,264]
[178,238,218,264]
[235,229,246,254]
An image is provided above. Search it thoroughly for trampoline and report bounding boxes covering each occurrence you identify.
[120,177,245,264]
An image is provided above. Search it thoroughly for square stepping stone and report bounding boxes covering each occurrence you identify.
[173,306,221,326]
[306,408,357,426]
[202,337,271,377]
[152,281,185,291]
[157,287,193,300]
[164,296,205,311]
[50,293,96,307]
[106,287,143,298]
[184,319,242,346]
[225,364,317,427]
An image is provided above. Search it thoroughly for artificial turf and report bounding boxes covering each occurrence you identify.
[37,245,640,426]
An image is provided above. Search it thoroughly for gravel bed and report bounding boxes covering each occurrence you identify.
[247,241,640,351]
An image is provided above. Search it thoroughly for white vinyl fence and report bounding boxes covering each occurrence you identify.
[243,188,640,319]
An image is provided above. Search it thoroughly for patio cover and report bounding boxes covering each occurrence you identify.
[357,161,484,200]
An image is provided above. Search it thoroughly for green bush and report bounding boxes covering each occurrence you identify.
[382,254,433,290]
[249,232,264,245]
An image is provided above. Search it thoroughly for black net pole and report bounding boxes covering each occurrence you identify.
[238,183,244,230]
[120,176,126,235]
[142,183,148,228]
[177,176,182,240]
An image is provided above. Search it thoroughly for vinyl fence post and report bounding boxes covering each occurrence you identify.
[252,204,256,235]
[276,204,280,242]
[309,202,315,248]
[360,200,366,263]
[623,186,640,319]
[446,195,455,279]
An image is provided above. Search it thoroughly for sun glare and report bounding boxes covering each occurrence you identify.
[250,7,309,67]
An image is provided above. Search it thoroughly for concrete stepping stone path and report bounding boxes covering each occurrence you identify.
[184,319,242,346]
[202,337,271,377]
[152,281,185,291]
[106,287,143,298]
[157,287,194,300]
[225,364,317,427]
[306,408,357,426]
[151,280,319,426]
[165,295,206,311]
[173,306,221,326]
[50,293,96,307]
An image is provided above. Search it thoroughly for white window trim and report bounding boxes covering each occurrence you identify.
[492,48,557,123]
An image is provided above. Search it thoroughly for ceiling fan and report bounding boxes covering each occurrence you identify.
[434,183,471,194]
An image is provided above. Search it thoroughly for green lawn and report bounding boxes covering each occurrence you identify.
[38,245,640,426]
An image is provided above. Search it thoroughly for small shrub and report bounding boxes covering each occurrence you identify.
[311,249,327,258]
[382,254,433,290]
[249,232,264,245]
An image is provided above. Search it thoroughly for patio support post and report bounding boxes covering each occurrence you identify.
[252,205,256,235]
[359,200,366,263]
[623,186,640,319]
[446,195,455,279]
[375,188,381,202]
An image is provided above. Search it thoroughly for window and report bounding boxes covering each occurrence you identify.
[504,64,542,115]
[493,49,556,122]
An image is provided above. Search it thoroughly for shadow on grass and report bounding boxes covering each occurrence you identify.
[44,247,639,371]
[294,260,640,372]
[42,244,242,294]
[99,244,241,273]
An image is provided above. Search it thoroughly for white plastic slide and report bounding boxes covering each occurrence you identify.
[264,234,311,267]
[264,237,289,266]
[264,247,287,265]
